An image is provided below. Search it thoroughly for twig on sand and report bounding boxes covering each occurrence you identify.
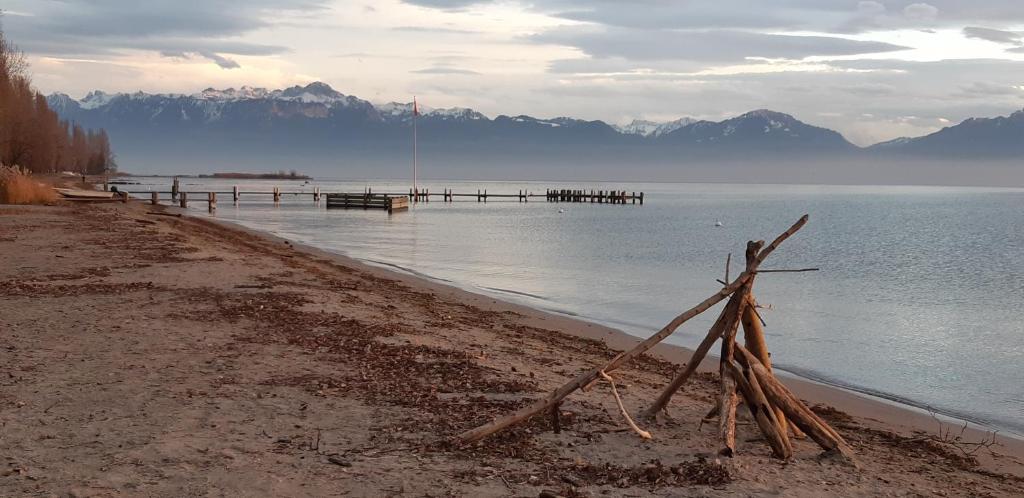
[599,370,652,440]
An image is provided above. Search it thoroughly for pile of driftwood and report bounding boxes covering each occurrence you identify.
[455,215,854,462]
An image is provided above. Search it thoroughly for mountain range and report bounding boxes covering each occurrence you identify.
[46,82,1024,184]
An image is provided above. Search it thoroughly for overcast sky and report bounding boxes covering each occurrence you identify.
[4,0,1024,145]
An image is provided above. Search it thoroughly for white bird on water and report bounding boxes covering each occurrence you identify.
[714,220,723,227]
[558,209,565,214]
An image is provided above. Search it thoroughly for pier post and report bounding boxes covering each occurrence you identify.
[121,191,128,203]
[640,192,644,205]
[151,191,158,205]
[208,192,217,212]
[172,177,179,201]
[233,185,239,204]
[273,187,281,203]
[484,189,488,203]
[180,191,187,208]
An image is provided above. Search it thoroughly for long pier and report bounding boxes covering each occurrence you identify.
[116,181,644,213]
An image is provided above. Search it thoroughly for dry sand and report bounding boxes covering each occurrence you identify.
[1,200,1022,497]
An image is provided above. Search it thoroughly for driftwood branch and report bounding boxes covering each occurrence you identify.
[454,215,810,445]
[736,344,855,463]
[754,268,820,274]
[599,370,652,440]
[726,360,791,459]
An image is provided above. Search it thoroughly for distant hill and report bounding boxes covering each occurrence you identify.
[868,109,1024,158]
[45,82,1024,184]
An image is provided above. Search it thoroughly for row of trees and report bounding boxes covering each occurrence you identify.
[0,26,115,174]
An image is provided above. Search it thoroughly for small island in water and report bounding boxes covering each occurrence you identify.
[197,170,312,180]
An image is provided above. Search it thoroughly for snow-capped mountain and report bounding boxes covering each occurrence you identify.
[45,81,882,178]
[615,117,697,137]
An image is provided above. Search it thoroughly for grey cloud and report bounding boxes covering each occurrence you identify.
[392,26,479,35]
[955,81,1024,97]
[403,0,1024,33]
[531,27,908,62]
[3,0,322,59]
[412,66,480,75]
[400,0,495,10]
[963,26,1022,44]
[199,52,241,69]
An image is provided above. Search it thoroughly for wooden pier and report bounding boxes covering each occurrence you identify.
[123,185,645,211]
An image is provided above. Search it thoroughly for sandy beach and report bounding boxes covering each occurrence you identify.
[2,199,1023,497]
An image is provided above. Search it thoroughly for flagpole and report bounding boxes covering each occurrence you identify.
[413,96,418,201]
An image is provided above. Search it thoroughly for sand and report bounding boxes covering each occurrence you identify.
[1,200,1022,497]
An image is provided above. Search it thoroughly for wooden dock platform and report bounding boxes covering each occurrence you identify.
[325,193,409,213]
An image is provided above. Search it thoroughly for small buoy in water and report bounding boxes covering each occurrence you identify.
[558,209,565,214]
[714,220,723,227]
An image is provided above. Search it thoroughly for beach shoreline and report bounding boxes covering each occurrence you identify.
[2,199,1022,496]
[197,206,1024,449]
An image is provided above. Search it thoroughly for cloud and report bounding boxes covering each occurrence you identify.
[403,0,1024,33]
[200,52,241,69]
[963,26,1023,44]
[412,66,480,74]
[160,50,242,69]
[401,0,494,10]
[531,27,908,63]
[3,0,325,59]
[903,3,939,22]
[391,26,479,35]
[954,81,1024,97]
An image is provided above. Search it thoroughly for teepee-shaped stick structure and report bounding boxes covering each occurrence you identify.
[453,215,853,463]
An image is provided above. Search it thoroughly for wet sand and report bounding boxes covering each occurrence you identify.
[1,200,1022,497]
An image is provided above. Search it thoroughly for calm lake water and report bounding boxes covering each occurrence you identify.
[125,177,1024,435]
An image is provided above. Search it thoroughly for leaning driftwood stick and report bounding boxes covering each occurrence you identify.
[718,366,739,456]
[717,292,746,456]
[726,360,791,459]
[736,345,853,460]
[454,215,809,445]
[742,295,789,438]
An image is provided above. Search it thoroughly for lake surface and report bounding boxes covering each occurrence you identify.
[124,177,1024,435]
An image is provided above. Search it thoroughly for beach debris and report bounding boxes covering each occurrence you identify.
[598,370,651,440]
[454,215,854,463]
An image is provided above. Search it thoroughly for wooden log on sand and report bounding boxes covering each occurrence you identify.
[454,215,809,445]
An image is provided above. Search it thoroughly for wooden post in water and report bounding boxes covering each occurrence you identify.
[208,192,217,212]
[484,189,488,203]
[640,192,644,205]
[171,177,179,201]
[273,187,281,203]
[151,191,159,205]
[233,185,240,204]
[180,191,187,208]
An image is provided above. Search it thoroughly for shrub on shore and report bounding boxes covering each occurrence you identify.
[0,166,56,204]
